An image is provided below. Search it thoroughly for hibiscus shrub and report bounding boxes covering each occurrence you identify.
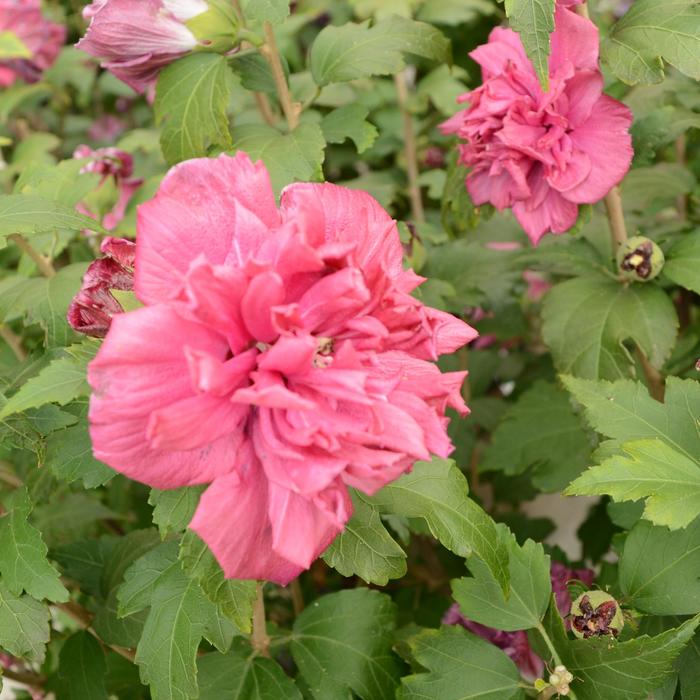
[0,0,699,698]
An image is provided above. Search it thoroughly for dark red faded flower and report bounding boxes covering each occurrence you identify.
[68,237,135,338]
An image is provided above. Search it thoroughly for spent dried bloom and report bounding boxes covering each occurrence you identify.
[87,153,477,583]
[441,6,633,244]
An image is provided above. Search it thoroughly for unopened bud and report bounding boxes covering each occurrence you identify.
[617,236,664,282]
[571,591,624,639]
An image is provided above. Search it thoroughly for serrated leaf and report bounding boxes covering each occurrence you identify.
[310,15,450,86]
[482,380,592,491]
[155,53,234,165]
[368,459,510,594]
[0,194,104,239]
[562,376,700,461]
[199,639,302,699]
[149,486,204,538]
[53,631,108,700]
[322,491,407,585]
[45,421,114,489]
[52,538,117,599]
[566,439,700,530]
[619,517,700,615]
[452,528,551,632]
[241,0,290,24]
[399,626,524,700]
[664,230,700,294]
[321,104,378,153]
[0,487,69,602]
[231,123,325,194]
[503,0,556,89]
[179,531,256,633]
[603,0,700,85]
[0,341,97,419]
[542,275,678,380]
[117,541,180,618]
[0,583,50,662]
[291,588,400,700]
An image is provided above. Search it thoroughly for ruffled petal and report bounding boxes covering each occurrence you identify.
[549,6,600,73]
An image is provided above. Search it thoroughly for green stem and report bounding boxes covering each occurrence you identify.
[251,582,271,657]
[534,623,579,700]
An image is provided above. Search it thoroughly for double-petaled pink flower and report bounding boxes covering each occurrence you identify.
[441,6,633,244]
[87,153,477,584]
[77,0,209,92]
[0,0,65,87]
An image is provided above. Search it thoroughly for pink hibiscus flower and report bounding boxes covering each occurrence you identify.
[87,153,477,584]
[73,145,144,233]
[76,0,209,92]
[0,0,65,87]
[441,7,633,244]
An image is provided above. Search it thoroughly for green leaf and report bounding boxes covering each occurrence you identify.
[452,528,551,632]
[321,104,378,154]
[0,341,97,419]
[46,421,114,489]
[0,31,31,59]
[561,376,700,461]
[417,0,497,26]
[53,631,108,700]
[148,486,204,538]
[0,583,50,663]
[322,490,407,585]
[52,538,117,599]
[622,163,696,212]
[0,194,105,240]
[368,459,510,594]
[0,487,69,603]
[199,639,302,699]
[310,16,450,86]
[482,380,592,491]
[542,275,678,380]
[566,439,700,530]
[179,531,256,633]
[603,0,700,85]
[562,614,700,700]
[231,123,325,194]
[155,53,234,165]
[241,0,290,24]
[291,588,401,700]
[679,626,700,698]
[664,230,700,294]
[619,517,700,615]
[503,0,556,89]
[399,626,524,700]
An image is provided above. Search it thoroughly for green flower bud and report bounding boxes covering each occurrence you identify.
[188,0,240,53]
[571,591,624,639]
[617,236,664,282]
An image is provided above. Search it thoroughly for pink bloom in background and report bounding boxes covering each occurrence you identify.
[444,561,595,679]
[74,145,144,232]
[88,114,127,143]
[441,7,633,244]
[68,237,135,338]
[0,0,65,87]
[77,0,208,92]
[87,153,477,584]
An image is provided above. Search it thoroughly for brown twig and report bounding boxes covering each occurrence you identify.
[290,579,304,616]
[603,186,628,251]
[0,325,26,362]
[251,582,270,657]
[1,665,46,688]
[8,234,56,278]
[260,22,300,131]
[636,347,665,402]
[255,92,277,127]
[55,601,136,662]
[394,71,425,223]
